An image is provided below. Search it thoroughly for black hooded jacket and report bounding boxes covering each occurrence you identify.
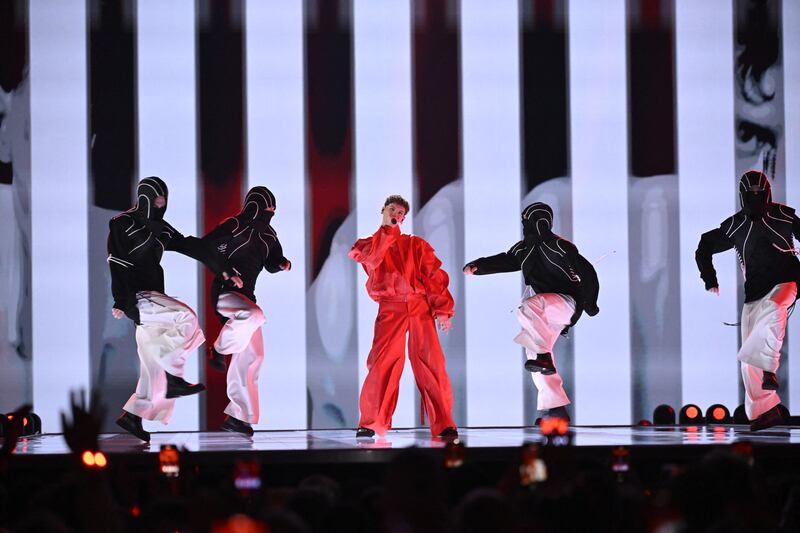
[696,170,800,302]
[464,202,600,326]
[107,177,230,323]
[202,187,289,314]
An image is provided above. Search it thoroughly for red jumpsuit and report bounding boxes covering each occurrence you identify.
[349,225,456,436]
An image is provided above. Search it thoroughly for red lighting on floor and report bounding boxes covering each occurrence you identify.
[540,417,569,435]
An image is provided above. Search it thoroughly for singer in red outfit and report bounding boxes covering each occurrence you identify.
[349,195,458,439]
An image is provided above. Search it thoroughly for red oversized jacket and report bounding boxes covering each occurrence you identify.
[348,225,455,318]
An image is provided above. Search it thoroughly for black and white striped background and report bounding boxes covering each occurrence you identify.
[1,0,798,433]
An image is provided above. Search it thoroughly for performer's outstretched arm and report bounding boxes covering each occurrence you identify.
[464,241,523,275]
[348,225,397,271]
[165,223,240,285]
[695,228,734,290]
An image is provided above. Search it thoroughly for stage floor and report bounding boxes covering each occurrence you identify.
[8,424,800,457]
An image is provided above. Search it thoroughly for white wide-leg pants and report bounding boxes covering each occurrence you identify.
[123,291,205,423]
[513,293,575,411]
[738,282,796,420]
[214,292,265,424]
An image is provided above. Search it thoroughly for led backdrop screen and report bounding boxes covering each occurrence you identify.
[1,0,800,433]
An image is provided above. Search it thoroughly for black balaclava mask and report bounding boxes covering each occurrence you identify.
[134,176,169,228]
[521,202,554,243]
[239,186,276,232]
[739,170,772,219]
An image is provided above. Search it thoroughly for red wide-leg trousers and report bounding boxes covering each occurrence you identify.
[358,297,456,436]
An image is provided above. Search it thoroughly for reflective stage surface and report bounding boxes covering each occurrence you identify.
[8,425,800,457]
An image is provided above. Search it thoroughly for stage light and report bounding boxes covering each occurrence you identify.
[679,404,703,425]
[733,404,749,425]
[653,404,676,425]
[637,419,652,426]
[705,404,731,424]
[94,452,107,468]
[81,450,108,469]
[82,450,95,467]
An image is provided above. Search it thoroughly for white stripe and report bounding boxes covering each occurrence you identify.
[676,0,739,411]
[354,0,416,428]
[129,232,152,254]
[137,0,200,431]
[107,256,133,268]
[727,216,746,238]
[461,0,523,427]
[246,0,307,429]
[762,219,792,250]
[784,0,800,415]
[569,0,632,424]
[30,0,91,432]
[227,229,252,258]
[140,177,165,196]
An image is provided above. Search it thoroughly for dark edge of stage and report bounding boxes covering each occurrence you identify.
[6,424,800,473]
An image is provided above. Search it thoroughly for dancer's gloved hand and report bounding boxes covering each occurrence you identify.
[222,271,244,288]
[61,389,105,455]
[435,315,452,333]
[112,301,141,325]
[561,305,585,337]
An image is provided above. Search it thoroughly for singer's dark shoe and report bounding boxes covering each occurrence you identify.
[750,405,785,432]
[221,416,254,437]
[115,411,150,442]
[356,427,375,439]
[762,371,779,391]
[524,353,556,375]
[438,427,459,439]
[208,347,227,373]
[165,373,206,399]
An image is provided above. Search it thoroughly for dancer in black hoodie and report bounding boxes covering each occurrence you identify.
[108,177,242,442]
[696,170,800,431]
[464,202,599,420]
[203,186,291,436]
